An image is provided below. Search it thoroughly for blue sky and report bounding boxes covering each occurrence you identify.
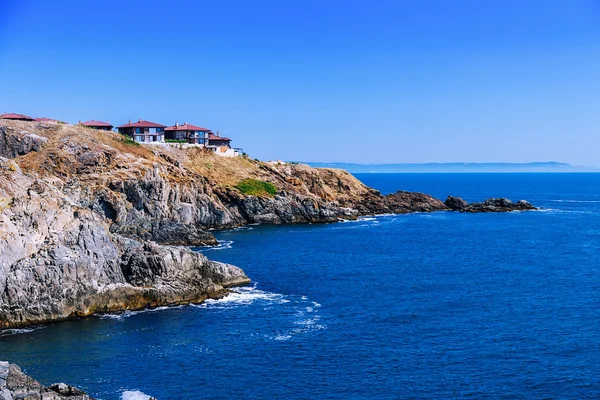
[1,0,599,165]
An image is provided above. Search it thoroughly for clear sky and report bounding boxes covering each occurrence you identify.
[1,0,599,165]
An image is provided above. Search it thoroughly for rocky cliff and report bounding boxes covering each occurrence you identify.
[0,120,535,327]
[0,361,97,399]
[0,121,252,328]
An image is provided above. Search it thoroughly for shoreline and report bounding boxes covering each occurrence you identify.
[0,120,535,331]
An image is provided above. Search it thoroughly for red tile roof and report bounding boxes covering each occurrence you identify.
[165,123,211,131]
[117,119,165,128]
[81,120,113,127]
[35,117,67,123]
[208,134,231,141]
[0,113,34,121]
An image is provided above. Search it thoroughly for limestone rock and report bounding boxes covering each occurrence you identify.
[0,362,95,399]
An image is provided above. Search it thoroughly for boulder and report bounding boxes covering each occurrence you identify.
[444,196,468,210]
[0,362,94,399]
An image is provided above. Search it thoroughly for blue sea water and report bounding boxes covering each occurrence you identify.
[2,173,600,399]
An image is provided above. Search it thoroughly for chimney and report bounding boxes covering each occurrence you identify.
[138,119,141,123]
[129,119,131,124]
[175,122,178,128]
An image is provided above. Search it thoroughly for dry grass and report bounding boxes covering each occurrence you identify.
[1,120,372,203]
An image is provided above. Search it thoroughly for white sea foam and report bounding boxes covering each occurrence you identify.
[0,327,39,336]
[192,284,327,341]
[97,305,185,321]
[199,240,234,251]
[550,199,600,203]
[233,225,254,231]
[192,285,289,309]
[532,208,594,215]
[340,216,377,223]
[97,310,139,320]
[121,390,154,400]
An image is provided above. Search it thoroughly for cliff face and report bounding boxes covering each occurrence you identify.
[0,361,96,399]
[0,122,251,328]
[0,120,445,327]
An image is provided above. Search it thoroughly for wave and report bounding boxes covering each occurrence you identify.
[194,284,327,341]
[550,200,600,203]
[97,305,185,321]
[192,285,289,309]
[197,240,234,252]
[0,327,40,337]
[232,226,254,231]
[121,390,154,400]
[532,208,595,215]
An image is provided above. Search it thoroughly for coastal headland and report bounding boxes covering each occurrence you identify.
[0,120,535,328]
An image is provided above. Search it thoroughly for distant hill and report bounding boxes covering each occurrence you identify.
[301,162,598,173]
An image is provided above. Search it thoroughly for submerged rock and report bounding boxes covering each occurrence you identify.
[0,361,94,399]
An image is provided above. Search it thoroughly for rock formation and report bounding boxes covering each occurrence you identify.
[0,361,95,399]
[0,122,249,328]
[0,120,536,328]
[444,195,469,210]
[444,196,536,212]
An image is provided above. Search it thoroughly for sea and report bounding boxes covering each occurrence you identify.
[2,173,600,399]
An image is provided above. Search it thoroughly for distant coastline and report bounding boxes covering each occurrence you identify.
[302,161,599,174]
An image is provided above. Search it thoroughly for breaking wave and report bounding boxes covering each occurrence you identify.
[121,390,154,400]
[0,327,40,337]
[97,305,185,321]
[197,240,234,252]
[550,199,600,203]
[191,285,289,309]
[194,284,326,341]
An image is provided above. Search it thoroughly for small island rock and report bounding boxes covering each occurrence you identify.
[444,196,469,210]
[463,198,537,213]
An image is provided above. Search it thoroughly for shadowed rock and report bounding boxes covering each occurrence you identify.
[462,198,537,213]
[445,196,469,210]
[1,361,95,399]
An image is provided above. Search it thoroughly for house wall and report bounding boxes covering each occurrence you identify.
[119,127,164,143]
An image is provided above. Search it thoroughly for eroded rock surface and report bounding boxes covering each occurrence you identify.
[0,361,94,399]
[0,121,535,327]
[462,198,536,213]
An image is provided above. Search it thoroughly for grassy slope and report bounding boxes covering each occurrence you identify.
[3,120,374,206]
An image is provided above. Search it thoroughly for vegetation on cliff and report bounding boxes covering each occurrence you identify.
[235,178,277,197]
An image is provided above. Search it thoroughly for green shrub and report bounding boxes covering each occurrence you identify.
[121,136,140,146]
[166,139,187,143]
[235,179,277,197]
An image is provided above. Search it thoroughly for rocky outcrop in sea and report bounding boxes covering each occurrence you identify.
[444,196,536,212]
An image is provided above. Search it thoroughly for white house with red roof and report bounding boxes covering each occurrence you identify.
[117,119,166,143]
[0,113,34,121]
[164,122,211,145]
[206,133,242,157]
[80,120,113,131]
